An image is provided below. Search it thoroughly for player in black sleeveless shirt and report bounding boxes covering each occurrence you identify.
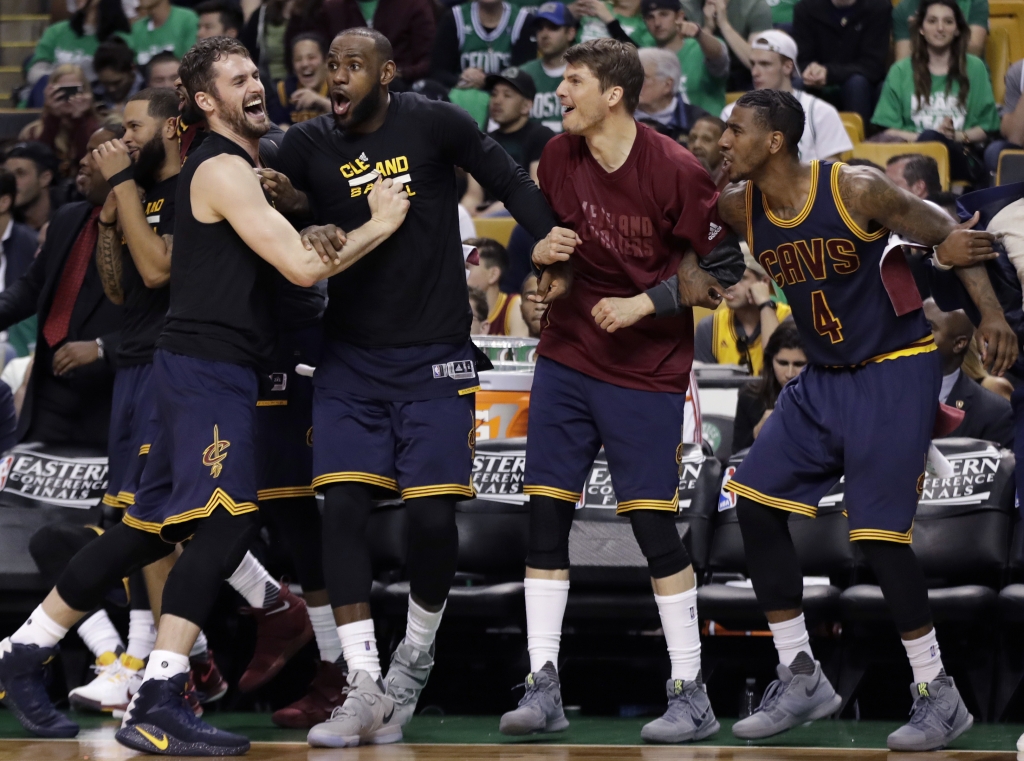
[260,27,563,748]
[0,37,411,755]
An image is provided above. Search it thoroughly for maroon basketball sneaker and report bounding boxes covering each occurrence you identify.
[237,586,313,692]
[190,649,229,704]
[272,660,350,728]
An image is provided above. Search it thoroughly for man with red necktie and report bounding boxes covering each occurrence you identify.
[0,127,123,447]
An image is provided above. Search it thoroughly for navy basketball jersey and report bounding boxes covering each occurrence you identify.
[746,160,932,366]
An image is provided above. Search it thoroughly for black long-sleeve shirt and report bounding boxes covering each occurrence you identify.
[792,0,892,86]
[271,92,558,348]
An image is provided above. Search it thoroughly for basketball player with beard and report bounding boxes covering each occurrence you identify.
[0,37,410,755]
[260,27,565,748]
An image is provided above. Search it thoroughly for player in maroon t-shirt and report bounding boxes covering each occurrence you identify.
[499,39,734,744]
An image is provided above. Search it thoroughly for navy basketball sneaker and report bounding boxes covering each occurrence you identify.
[0,638,79,738]
[115,673,250,756]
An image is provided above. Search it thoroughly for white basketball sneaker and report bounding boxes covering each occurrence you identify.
[70,652,145,713]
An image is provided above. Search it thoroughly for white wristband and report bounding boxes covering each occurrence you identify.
[932,249,954,271]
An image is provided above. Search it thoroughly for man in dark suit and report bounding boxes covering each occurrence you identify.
[0,126,122,448]
[0,167,42,361]
[924,298,1014,448]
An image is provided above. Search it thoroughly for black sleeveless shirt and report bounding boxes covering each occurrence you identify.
[158,132,276,368]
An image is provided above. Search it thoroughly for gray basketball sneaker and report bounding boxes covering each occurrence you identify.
[641,674,720,744]
[384,638,434,727]
[732,652,842,740]
[499,662,570,736]
[886,673,973,752]
[307,669,402,748]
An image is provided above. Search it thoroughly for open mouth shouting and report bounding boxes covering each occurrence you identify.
[244,96,265,119]
[331,90,351,117]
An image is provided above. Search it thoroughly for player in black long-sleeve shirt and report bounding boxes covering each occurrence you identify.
[262,27,564,747]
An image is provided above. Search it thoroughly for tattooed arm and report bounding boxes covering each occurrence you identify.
[838,165,1018,375]
[717,182,748,243]
[96,190,124,305]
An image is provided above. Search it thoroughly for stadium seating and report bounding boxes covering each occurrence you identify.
[473,218,517,247]
[840,112,865,145]
[990,0,1024,62]
[988,22,1012,104]
[852,141,950,189]
[997,149,1024,184]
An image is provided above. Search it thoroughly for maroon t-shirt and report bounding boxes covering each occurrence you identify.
[536,122,727,393]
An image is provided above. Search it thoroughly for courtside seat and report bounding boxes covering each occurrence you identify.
[700,414,734,464]
[841,584,998,623]
[1000,585,1024,622]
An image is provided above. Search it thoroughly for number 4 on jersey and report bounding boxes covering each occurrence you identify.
[811,290,843,343]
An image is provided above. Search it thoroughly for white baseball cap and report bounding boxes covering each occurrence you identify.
[751,30,798,62]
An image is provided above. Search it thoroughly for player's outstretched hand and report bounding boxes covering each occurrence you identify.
[531,261,572,304]
[92,139,131,181]
[935,212,998,268]
[592,295,654,333]
[976,313,1019,376]
[368,177,411,232]
[256,168,309,216]
[532,227,581,267]
[301,224,347,265]
[677,250,725,309]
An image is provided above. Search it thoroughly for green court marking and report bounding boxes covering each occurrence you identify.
[0,713,1020,751]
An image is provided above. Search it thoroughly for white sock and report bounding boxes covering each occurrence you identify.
[11,605,69,649]
[127,610,156,661]
[338,619,381,680]
[654,588,702,682]
[903,628,944,684]
[768,613,815,670]
[406,598,445,653]
[524,578,569,673]
[77,610,124,658]
[189,630,209,659]
[308,604,343,663]
[142,649,190,682]
[227,552,281,609]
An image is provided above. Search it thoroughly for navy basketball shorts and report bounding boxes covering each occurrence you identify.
[524,357,687,513]
[311,371,476,502]
[124,350,260,543]
[104,363,155,508]
[256,325,321,502]
[725,350,941,543]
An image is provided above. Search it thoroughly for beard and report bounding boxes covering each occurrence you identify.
[336,85,384,131]
[133,133,166,191]
[216,94,269,140]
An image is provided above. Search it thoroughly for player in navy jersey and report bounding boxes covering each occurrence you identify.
[0,37,411,755]
[716,90,1016,752]
[261,27,565,748]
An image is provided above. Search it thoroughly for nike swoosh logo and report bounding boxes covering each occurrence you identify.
[407,673,428,688]
[805,685,818,698]
[266,601,291,616]
[383,705,395,723]
[136,727,169,750]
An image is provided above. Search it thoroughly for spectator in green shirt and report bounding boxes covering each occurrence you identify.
[642,0,729,116]
[872,0,999,183]
[685,0,772,89]
[27,0,131,86]
[893,0,987,59]
[519,3,578,133]
[129,0,199,66]
[573,0,656,46]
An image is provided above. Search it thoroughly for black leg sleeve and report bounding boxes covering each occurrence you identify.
[128,571,150,611]
[161,508,259,626]
[405,496,459,607]
[525,495,576,570]
[260,495,326,592]
[55,522,174,613]
[321,483,375,608]
[628,510,691,579]
[858,539,933,634]
[735,496,804,612]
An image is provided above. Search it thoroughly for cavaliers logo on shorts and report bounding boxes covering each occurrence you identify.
[202,425,230,478]
[468,425,476,460]
[306,427,313,448]
[676,442,684,477]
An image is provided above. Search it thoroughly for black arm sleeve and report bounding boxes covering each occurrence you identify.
[511,16,537,64]
[441,104,559,241]
[644,233,745,317]
[430,11,462,89]
[645,275,681,317]
[0,246,46,331]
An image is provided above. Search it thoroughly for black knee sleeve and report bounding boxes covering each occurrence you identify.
[261,496,325,591]
[525,495,576,570]
[405,496,459,607]
[735,496,804,612]
[30,523,101,587]
[128,570,150,610]
[858,539,933,633]
[161,509,259,625]
[321,483,375,608]
[55,523,173,613]
[628,510,691,579]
